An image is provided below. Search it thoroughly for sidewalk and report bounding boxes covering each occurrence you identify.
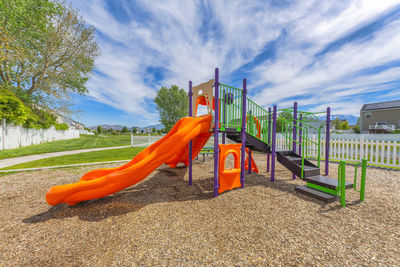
[0,143,148,169]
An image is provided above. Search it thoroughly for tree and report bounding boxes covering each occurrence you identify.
[333,118,341,130]
[0,1,99,111]
[121,126,129,133]
[340,120,350,130]
[131,127,137,133]
[154,85,188,131]
[276,111,293,133]
[97,125,102,134]
[152,127,156,133]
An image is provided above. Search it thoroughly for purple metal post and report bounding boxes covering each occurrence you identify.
[267,107,271,172]
[248,149,251,174]
[222,86,226,144]
[298,114,303,156]
[240,78,247,188]
[188,81,193,185]
[213,68,220,197]
[292,102,297,179]
[271,105,277,182]
[325,107,331,176]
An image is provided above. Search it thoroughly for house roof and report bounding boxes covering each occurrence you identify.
[360,99,400,112]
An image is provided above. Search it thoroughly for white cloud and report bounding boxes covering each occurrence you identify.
[70,0,400,123]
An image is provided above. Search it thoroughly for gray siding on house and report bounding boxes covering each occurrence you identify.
[360,108,400,132]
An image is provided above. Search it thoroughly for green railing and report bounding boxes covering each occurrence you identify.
[218,83,323,168]
[246,99,271,145]
[277,116,308,178]
[297,120,323,168]
[277,113,324,168]
[219,84,243,132]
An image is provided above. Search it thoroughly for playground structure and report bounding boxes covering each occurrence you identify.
[46,68,367,207]
[187,68,366,206]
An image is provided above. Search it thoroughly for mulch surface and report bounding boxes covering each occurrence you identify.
[0,154,399,266]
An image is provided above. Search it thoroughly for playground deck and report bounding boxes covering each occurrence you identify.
[1,155,399,266]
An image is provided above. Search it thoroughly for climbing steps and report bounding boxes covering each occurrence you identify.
[294,186,338,203]
[276,151,319,178]
[276,150,354,202]
[303,175,353,190]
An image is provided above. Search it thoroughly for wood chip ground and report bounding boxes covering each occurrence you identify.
[0,154,399,266]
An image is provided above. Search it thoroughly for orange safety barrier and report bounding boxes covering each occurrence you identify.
[218,144,242,194]
[245,147,260,173]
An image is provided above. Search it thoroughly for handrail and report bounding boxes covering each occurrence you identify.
[353,159,367,201]
[338,159,367,207]
[219,81,323,170]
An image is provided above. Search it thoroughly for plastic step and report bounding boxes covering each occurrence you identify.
[304,175,353,190]
[295,185,338,203]
[226,132,270,153]
[276,151,320,178]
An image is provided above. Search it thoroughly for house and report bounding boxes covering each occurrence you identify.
[54,113,85,130]
[360,100,400,133]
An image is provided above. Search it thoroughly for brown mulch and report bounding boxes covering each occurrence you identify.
[0,154,399,266]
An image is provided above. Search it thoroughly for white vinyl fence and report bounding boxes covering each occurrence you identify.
[277,135,400,168]
[79,130,94,135]
[0,119,80,150]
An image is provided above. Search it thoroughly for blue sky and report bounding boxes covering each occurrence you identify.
[68,0,400,127]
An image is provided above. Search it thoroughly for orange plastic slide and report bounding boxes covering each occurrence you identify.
[46,115,213,206]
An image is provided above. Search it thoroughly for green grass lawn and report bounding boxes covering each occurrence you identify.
[1,147,145,170]
[0,134,154,160]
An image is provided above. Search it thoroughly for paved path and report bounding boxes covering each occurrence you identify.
[0,143,149,169]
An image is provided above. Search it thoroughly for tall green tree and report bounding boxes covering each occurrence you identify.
[97,125,102,133]
[154,85,188,131]
[0,0,99,112]
[333,117,341,130]
[340,120,350,130]
[121,126,129,133]
[276,111,293,133]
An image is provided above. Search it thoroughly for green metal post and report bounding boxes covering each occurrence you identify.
[360,159,367,201]
[340,161,346,207]
[317,128,321,168]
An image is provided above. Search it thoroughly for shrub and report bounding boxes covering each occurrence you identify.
[55,123,69,130]
[353,126,360,133]
[0,89,36,124]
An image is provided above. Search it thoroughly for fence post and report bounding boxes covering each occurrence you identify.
[240,78,247,188]
[1,118,5,150]
[214,68,220,196]
[188,80,193,186]
[325,107,330,175]
[360,135,364,161]
[148,133,150,146]
[131,134,134,147]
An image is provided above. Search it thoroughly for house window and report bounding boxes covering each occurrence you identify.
[365,112,371,118]
[376,121,386,125]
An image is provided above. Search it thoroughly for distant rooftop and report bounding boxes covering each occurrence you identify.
[361,99,400,112]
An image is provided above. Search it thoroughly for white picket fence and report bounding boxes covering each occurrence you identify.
[0,119,80,150]
[277,135,400,168]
